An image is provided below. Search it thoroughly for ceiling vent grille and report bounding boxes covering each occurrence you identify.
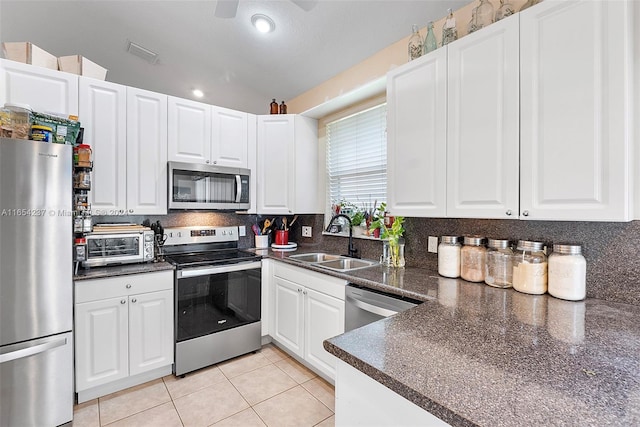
[126,41,159,64]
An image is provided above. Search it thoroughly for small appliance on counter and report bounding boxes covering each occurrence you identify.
[81,223,154,268]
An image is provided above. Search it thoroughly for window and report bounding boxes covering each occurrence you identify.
[326,103,387,224]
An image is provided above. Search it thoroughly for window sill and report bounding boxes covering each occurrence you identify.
[322,231,382,241]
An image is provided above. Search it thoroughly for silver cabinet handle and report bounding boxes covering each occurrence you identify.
[121,299,126,304]
[303,291,307,295]
[206,160,210,164]
[131,298,137,303]
[126,284,132,289]
[522,210,529,217]
[213,160,218,164]
[0,336,67,364]
[346,295,400,318]
[297,288,302,293]
[506,210,512,216]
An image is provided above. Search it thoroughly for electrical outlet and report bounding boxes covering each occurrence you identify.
[428,236,438,253]
[302,226,312,238]
[238,225,246,237]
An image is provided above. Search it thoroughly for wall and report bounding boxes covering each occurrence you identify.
[288,0,530,114]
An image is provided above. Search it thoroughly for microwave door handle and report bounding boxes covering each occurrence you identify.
[235,175,242,203]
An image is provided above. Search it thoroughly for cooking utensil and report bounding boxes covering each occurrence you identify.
[262,219,272,234]
[282,217,288,231]
[289,215,299,228]
[252,224,261,236]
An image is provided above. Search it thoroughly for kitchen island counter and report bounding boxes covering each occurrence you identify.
[325,278,640,426]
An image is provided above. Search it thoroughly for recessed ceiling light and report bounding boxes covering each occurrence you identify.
[251,14,275,33]
[192,89,204,98]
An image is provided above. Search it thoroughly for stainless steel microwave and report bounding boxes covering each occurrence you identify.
[168,162,250,210]
[82,229,155,267]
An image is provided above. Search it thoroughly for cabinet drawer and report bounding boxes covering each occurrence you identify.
[273,262,346,300]
[75,270,173,303]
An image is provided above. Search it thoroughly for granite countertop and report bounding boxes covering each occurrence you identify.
[262,247,640,426]
[74,261,175,281]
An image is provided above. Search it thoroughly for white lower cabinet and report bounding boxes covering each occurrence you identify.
[271,262,345,381]
[74,270,173,402]
[335,360,451,427]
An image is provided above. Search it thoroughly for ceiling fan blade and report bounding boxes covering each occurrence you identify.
[291,0,317,12]
[214,0,239,18]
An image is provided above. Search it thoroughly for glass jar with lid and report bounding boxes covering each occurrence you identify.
[548,244,586,301]
[512,240,547,294]
[460,236,486,282]
[438,236,461,278]
[485,239,513,288]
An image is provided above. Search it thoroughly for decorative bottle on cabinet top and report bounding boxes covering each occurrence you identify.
[270,99,279,114]
[423,21,437,54]
[474,0,495,30]
[279,101,287,114]
[408,24,423,61]
[442,9,458,46]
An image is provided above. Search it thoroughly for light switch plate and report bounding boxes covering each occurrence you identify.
[238,225,246,237]
[428,236,438,253]
[302,226,312,237]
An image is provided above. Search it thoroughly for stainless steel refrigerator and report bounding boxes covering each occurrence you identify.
[0,138,74,426]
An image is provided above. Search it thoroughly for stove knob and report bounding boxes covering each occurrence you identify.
[229,230,233,235]
[177,232,182,238]
[222,230,226,235]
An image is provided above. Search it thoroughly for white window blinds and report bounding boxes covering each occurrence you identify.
[326,103,387,212]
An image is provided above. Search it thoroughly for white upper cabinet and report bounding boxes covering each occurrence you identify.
[446,15,520,219]
[211,106,248,168]
[520,0,633,221]
[79,78,127,214]
[126,87,168,215]
[168,97,249,168]
[0,59,78,116]
[167,96,211,164]
[387,48,448,217]
[257,115,320,214]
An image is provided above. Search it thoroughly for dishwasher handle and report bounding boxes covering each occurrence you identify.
[346,294,400,318]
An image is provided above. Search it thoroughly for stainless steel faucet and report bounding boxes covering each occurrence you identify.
[326,214,359,258]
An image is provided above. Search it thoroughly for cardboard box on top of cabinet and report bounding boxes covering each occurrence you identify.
[2,42,58,70]
[58,55,107,80]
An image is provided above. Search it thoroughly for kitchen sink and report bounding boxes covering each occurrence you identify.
[288,253,343,263]
[315,258,378,272]
[287,252,378,272]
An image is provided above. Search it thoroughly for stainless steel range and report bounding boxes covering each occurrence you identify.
[164,226,262,376]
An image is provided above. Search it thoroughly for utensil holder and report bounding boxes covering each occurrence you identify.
[275,230,289,245]
[255,235,269,249]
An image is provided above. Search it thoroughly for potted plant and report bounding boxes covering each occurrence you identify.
[369,204,406,267]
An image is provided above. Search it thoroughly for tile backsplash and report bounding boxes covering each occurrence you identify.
[95,213,640,306]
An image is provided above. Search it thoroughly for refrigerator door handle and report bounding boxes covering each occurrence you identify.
[0,336,67,364]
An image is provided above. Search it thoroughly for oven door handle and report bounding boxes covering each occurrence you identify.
[177,260,262,279]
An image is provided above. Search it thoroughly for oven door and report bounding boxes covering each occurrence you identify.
[175,261,262,343]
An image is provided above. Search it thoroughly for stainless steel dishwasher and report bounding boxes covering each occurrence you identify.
[345,284,421,331]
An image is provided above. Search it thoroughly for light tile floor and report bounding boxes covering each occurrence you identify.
[73,344,335,427]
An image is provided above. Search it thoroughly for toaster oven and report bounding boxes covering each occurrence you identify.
[82,228,154,267]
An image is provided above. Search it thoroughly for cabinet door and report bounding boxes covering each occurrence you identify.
[257,115,295,214]
[386,49,447,217]
[128,290,174,376]
[447,16,519,219]
[0,59,79,116]
[304,288,344,381]
[167,96,211,164]
[520,0,632,221]
[75,297,128,391]
[211,106,248,168]
[126,87,168,215]
[272,276,304,357]
[79,78,127,214]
